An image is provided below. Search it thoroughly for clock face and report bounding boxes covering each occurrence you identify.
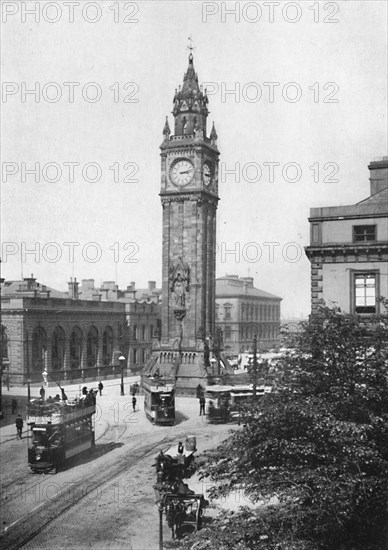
[202,162,213,186]
[169,159,195,187]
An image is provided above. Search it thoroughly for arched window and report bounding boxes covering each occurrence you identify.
[87,326,99,367]
[70,327,82,369]
[32,327,47,372]
[102,327,113,366]
[51,326,66,371]
[1,325,8,360]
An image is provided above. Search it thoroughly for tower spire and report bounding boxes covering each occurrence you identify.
[172,44,209,137]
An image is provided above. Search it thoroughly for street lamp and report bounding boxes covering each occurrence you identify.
[119,355,125,396]
[27,377,31,402]
[252,333,258,399]
[210,356,217,377]
[153,472,165,550]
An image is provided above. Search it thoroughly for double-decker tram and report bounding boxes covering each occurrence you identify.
[26,392,96,473]
[143,377,175,426]
[205,384,272,423]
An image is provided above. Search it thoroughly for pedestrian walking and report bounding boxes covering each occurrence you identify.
[40,386,45,401]
[132,396,137,412]
[199,396,206,416]
[11,398,17,414]
[15,415,23,439]
[98,381,103,396]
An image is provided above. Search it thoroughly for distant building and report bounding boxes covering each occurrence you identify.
[305,157,388,315]
[215,274,282,354]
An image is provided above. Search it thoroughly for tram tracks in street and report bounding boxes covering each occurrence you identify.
[0,433,175,550]
[0,418,116,505]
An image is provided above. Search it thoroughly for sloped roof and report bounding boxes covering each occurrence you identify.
[1,280,66,299]
[216,279,282,301]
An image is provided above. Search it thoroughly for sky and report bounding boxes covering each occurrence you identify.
[1,0,387,318]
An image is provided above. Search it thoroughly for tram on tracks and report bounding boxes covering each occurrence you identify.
[143,376,175,426]
[205,384,273,423]
[26,392,96,473]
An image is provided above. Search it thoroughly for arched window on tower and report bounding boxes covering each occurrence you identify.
[182,116,187,134]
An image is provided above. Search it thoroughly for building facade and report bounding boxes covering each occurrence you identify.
[305,158,388,315]
[1,276,127,386]
[216,275,282,354]
[1,276,162,386]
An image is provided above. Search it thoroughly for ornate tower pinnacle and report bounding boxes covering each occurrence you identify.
[172,54,209,137]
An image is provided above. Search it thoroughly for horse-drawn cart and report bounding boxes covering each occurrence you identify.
[153,436,208,540]
[165,493,207,539]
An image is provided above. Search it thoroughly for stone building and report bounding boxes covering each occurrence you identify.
[305,157,388,315]
[1,276,126,386]
[216,275,282,354]
[0,276,162,386]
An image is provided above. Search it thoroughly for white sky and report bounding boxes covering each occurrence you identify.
[1,0,387,318]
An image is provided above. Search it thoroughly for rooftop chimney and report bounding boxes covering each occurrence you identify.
[23,274,37,291]
[148,281,156,290]
[240,277,254,288]
[369,156,388,196]
[68,277,79,300]
[130,281,136,290]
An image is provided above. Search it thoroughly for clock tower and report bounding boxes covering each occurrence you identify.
[144,53,220,394]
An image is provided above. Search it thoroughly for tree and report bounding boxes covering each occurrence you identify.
[182,306,388,550]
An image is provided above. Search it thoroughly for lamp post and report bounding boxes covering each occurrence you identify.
[119,355,125,396]
[153,473,165,550]
[27,377,31,402]
[252,333,258,399]
[210,356,217,377]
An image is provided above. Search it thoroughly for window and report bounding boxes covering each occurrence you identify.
[353,225,376,242]
[133,349,137,364]
[86,326,98,368]
[102,327,113,366]
[312,223,320,244]
[354,273,377,314]
[132,325,138,340]
[225,326,232,340]
[1,325,8,360]
[141,325,146,341]
[224,304,232,320]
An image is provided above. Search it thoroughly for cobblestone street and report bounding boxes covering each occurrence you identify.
[0,378,232,550]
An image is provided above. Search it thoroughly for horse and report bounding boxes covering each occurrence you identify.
[166,500,186,539]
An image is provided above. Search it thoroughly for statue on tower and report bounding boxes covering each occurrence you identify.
[169,259,190,310]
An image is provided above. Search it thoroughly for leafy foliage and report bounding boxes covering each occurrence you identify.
[182,307,388,550]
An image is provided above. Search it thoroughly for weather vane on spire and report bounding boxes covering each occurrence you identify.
[187,35,195,55]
